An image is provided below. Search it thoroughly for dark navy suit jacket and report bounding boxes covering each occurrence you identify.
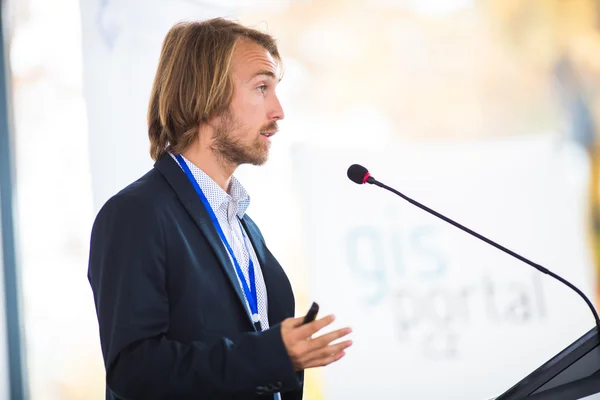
[88,154,303,399]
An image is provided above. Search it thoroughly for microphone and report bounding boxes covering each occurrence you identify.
[347,163,600,334]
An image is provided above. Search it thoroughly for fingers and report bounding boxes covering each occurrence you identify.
[283,316,307,329]
[299,339,353,365]
[290,314,336,341]
[302,347,349,369]
[306,327,352,353]
[281,312,353,372]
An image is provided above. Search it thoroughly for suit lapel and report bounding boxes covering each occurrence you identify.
[154,154,255,329]
[240,217,288,326]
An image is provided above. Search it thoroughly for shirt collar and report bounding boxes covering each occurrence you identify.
[170,153,251,220]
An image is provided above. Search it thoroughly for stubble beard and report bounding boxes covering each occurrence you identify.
[211,109,274,168]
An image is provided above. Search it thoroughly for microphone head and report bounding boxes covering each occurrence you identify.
[347,164,371,184]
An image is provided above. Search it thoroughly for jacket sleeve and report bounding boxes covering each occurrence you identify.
[87,193,301,399]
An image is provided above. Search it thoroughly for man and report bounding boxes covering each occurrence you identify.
[87,17,352,400]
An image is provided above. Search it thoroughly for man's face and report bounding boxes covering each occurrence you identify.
[210,39,284,167]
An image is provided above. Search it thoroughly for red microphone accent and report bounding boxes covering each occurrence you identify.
[362,172,371,184]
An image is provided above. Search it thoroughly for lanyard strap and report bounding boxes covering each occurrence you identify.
[175,155,261,330]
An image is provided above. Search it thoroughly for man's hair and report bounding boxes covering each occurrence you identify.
[147,18,281,161]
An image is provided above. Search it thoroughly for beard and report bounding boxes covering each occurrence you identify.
[210,108,277,168]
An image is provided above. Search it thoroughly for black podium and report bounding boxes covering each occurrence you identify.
[496,327,600,399]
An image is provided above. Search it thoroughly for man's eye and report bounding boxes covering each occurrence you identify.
[257,85,267,93]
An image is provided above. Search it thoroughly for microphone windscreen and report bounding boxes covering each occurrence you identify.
[347,164,369,184]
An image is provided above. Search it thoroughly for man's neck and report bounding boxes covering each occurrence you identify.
[181,146,236,192]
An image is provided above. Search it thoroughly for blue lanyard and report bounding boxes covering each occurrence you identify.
[175,155,261,330]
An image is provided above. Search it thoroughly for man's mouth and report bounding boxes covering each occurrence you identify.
[260,131,276,137]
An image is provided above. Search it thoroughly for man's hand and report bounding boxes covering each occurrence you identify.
[280,315,352,371]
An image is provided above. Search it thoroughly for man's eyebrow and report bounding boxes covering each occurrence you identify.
[250,69,281,82]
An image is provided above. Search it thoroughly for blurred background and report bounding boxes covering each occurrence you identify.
[2,0,600,398]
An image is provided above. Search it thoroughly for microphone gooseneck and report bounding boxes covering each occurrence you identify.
[347,164,600,335]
